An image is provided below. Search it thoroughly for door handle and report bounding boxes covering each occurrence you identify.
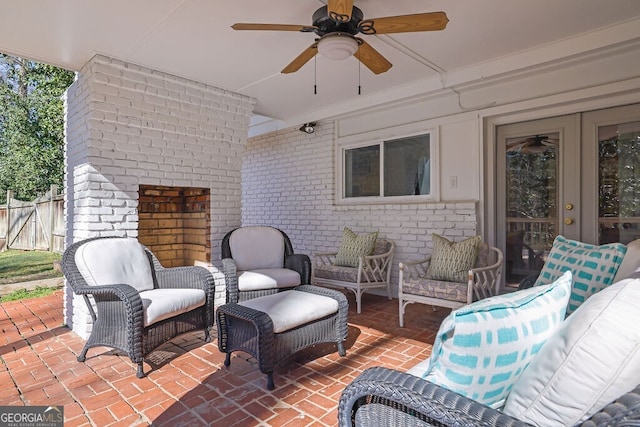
[564,217,575,225]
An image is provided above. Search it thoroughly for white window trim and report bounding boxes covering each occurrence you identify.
[336,124,439,205]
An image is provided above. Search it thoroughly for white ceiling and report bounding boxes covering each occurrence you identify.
[3,0,640,132]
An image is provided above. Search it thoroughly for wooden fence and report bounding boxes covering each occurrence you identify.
[0,185,64,253]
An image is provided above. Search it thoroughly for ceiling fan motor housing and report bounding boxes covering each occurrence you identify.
[312,6,363,36]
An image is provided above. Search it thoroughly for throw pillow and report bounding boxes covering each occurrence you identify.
[533,235,626,314]
[426,234,481,283]
[503,277,640,426]
[420,271,572,409]
[334,228,378,267]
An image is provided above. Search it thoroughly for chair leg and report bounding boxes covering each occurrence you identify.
[267,373,275,390]
[338,342,346,357]
[77,346,89,362]
[224,352,231,367]
[136,363,145,378]
[204,328,211,343]
[399,298,404,328]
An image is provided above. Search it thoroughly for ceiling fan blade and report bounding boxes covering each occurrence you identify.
[355,38,392,75]
[358,12,449,35]
[232,23,316,32]
[328,0,354,23]
[281,43,318,74]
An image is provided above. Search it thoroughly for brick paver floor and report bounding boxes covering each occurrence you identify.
[0,290,448,426]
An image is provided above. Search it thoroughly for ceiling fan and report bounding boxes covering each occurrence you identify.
[506,135,559,154]
[231,0,449,75]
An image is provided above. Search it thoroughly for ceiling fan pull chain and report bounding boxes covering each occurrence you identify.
[314,55,318,95]
[358,52,362,95]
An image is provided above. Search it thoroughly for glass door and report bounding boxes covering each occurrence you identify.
[496,115,579,287]
[582,104,640,244]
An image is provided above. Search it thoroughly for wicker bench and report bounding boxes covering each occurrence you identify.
[216,285,349,390]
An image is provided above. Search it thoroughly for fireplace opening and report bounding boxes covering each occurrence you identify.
[138,185,210,267]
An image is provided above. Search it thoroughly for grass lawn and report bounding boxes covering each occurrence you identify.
[0,250,63,302]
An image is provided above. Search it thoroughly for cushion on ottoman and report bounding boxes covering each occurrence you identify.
[239,289,339,333]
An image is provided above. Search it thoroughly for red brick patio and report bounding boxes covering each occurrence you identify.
[0,290,447,426]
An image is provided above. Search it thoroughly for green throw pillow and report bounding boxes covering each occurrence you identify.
[334,228,378,267]
[426,234,482,283]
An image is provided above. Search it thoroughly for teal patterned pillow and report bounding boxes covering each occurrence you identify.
[534,235,626,315]
[426,234,481,283]
[422,271,572,408]
[334,228,378,267]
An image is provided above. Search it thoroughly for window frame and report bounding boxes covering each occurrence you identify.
[336,126,439,205]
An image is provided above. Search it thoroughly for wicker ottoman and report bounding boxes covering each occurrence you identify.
[216,285,349,389]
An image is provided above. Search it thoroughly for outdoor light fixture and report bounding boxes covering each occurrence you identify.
[299,122,316,134]
[317,34,359,61]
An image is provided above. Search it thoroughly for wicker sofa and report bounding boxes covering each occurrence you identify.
[339,367,640,426]
[61,236,216,378]
[339,238,640,426]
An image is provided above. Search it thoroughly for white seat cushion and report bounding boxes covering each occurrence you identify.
[612,238,640,282]
[238,268,301,291]
[503,276,640,426]
[229,227,285,270]
[239,290,339,333]
[139,288,205,327]
[75,238,154,292]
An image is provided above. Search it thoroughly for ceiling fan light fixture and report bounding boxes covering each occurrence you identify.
[317,34,358,60]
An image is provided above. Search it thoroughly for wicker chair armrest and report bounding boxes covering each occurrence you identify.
[72,282,139,300]
[580,384,640,426]
[222,258,239,303]
[338,367,532,427]
[285,253,312,284]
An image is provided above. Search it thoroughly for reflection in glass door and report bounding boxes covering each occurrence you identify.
[496,115,579,288]
[504,134,558,284]
[596,121,640,244]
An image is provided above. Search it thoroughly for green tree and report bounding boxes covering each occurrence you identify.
[0,54,75,204]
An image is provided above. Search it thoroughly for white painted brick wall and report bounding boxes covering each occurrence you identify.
[242,122,478,297]
[63,55,255,337]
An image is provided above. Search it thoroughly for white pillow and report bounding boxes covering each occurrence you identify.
[75,238,155,292]
[503,277,640,426]
[229,226,285,270]
[612,238,640,282]
[420,271,572,408]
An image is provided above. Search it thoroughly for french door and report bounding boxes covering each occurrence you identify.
[496,104,640,286]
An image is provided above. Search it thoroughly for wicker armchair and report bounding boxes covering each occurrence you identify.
[312,238,395,314]
[221,226,311,303]
[398,243,503,327]
[338,367,640,426]
[61,236,216,378]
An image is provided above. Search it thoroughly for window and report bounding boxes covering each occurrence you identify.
[341,132,432,202]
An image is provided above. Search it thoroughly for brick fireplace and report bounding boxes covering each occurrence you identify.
[63,55,256,338]
[138,185,211,267]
